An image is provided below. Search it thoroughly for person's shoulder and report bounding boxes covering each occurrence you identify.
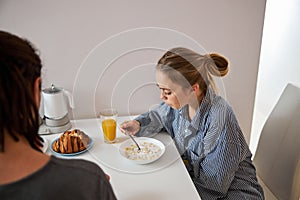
[49,156,105,176]
[208,92,238,122]
[47,157,117,200]
[210,94,231,111]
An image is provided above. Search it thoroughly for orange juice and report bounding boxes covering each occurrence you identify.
[102,119,116,142]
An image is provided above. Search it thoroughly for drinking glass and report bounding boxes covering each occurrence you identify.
[99,108,118,143]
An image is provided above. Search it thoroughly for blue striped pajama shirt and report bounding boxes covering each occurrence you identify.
[135,88,264,199]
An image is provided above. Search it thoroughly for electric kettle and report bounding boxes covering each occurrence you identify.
[39,84,73,134]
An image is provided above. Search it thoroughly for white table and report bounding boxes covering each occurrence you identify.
[42,117,201,200]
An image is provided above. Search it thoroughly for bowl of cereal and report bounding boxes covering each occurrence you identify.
[119,137,165,164]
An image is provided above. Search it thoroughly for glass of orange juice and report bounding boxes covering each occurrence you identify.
[99,108,118,143]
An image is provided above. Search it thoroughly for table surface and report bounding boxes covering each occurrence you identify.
[42,116,201,200]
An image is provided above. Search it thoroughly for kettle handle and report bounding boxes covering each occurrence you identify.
[63,90,74,109]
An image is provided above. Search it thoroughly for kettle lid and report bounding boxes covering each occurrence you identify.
[42,84,61,94]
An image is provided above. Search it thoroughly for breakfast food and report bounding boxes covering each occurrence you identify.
[52,129,89,154]
[124,141,162,161]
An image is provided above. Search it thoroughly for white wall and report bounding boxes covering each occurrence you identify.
[250,0,300,154]
[0,0,266,143]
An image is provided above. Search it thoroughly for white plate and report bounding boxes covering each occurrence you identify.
[119,137,165,164]
[50,137,94,156]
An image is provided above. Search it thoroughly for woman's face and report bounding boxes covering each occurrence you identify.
[155,70,195,109]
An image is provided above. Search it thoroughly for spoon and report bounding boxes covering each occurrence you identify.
[127,133,141,151]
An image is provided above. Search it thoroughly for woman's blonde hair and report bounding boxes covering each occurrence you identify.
[156,47,229,94]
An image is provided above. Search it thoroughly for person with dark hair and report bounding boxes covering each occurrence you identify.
[0,30,117,200]
[121,47,264,199]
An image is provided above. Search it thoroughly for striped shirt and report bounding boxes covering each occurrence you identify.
[135,88,264,199]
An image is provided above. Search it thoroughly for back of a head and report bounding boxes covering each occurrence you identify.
[157,47,229,93]
[0,30,42,152]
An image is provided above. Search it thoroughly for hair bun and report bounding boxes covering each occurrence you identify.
[206,53,229,77]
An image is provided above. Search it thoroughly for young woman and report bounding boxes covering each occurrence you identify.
[121,47,264,199]
[0,30,117,200]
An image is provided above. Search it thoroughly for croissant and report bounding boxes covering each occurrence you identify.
[52,129,89,154]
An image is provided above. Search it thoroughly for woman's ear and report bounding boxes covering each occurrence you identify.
[191,83,204,97]
[33,77,41,108]
[192,83,199,93]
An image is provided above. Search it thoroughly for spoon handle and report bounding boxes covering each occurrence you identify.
[128,134,141,151]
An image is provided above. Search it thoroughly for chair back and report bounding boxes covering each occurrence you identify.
[253,83,300,200]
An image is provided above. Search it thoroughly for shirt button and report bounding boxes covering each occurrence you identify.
[185,129,188,133]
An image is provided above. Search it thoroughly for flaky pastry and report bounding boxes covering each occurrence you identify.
[52,129,89,154]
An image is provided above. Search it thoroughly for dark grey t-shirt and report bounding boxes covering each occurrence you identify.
[0,156,117,200]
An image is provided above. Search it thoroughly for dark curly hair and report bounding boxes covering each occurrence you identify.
[0,30,42,152]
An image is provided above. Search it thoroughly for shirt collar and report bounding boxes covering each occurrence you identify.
[178,104,189,118]
[178,87,216,127]
[190,87,215,130]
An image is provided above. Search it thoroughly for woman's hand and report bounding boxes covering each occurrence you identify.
[119,120,140,135]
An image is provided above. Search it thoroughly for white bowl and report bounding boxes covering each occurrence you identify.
[119,137,165,165]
